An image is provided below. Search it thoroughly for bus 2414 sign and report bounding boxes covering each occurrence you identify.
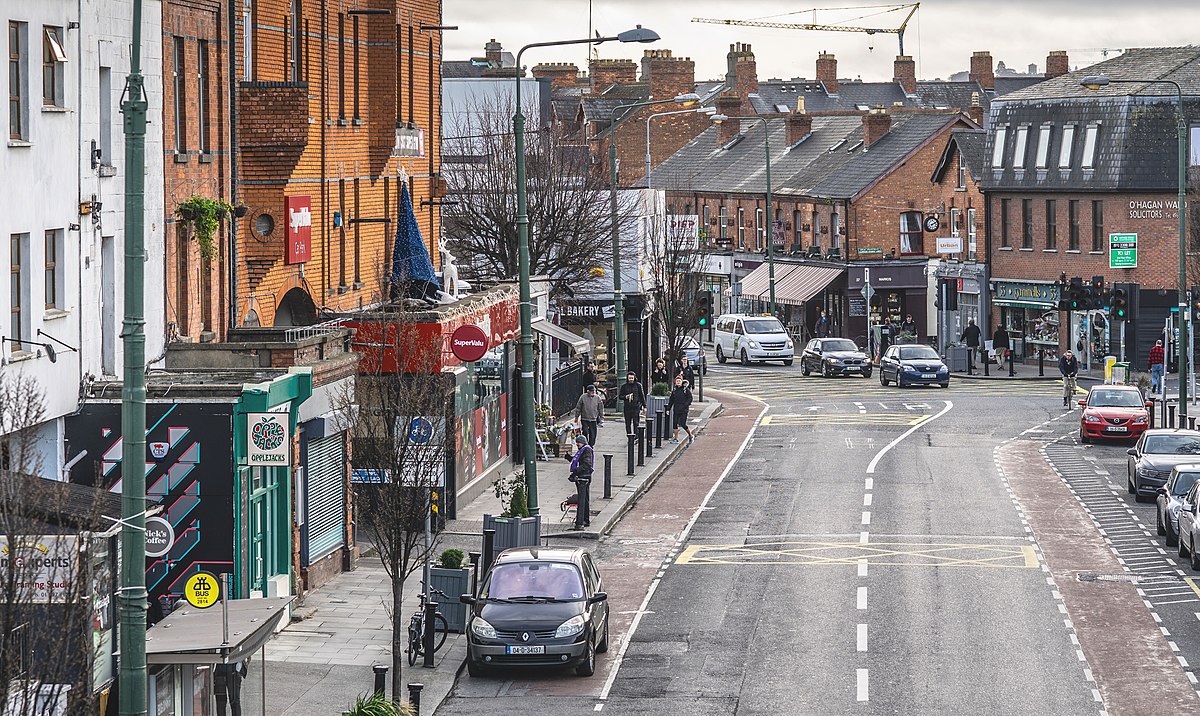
[1110,233,1137,269]
[247,412,290,465]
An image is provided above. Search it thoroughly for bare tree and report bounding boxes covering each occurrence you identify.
[441,95,638,300]
[647,208,707,372]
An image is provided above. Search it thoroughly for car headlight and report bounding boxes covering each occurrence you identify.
[1137,466,1157,477]
[555,614,587,639]
[746,339,758,348]
[1133,416,1148,424]
[1085,414,1102,423]
[471,618,497,639]
[826,357,838,364]
[1171,504,1182,518]
[902,365,919,373]
[937,366,948,373]
[786,340,794,348]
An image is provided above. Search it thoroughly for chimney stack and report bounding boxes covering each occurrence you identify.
[863,107,892,148]
[796,96,806,114]
[734,47,759,115]
[589,58,637,94]
[484,39,503,66]
[1045,50,1070,79]
[816,52,839,94]
[967,92,984,125]
[969,51,995,91]
[787,112,813,146]
[531,62,580,92]
[644,50,696,107]
[715,95,741,146]
[725,42,753,86]
[893,55,917,95]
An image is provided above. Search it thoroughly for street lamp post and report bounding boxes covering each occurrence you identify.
[513,26,659,516]
[607,92,699,382]
[1081,75,1189,421]
[712,114,776,314]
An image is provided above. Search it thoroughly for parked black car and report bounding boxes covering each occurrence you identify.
[1156,464,1200,546]
[462,547,609,677]
[800,338,872,378]
[878,344,949,388]
[1127,429,1200,503]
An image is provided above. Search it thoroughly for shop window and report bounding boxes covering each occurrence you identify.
[1068,199,1080,251]
[1021,198,1032,248]
[1045,200,1057,250]
[1092,200,1104,252]
[899,212,923,255]
[1000,198,1010,247]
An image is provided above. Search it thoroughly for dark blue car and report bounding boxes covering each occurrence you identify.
[879,344,950,388]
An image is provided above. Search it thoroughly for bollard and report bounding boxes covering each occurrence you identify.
[645,417,654,458]
[408,683,424,713]
[468,552,481,594]
[1039,349,1044,377]
[1169,403,1177,429]
[603,454,613,498]
[637,426,646,466]
[627,433,636,476]
[1190,416,1197,431]
[373,665,388,697]
[1008,349,1016,377]
[1162,397,1168,428]
[655,411,664,449]
[423,599,439,668]
[984,352,990,376]
[482,529,496,574]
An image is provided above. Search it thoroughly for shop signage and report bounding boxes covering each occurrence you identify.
[1109,233,1137,269]
[935,236,963,254]
[391,126,426,158]
[144,517,175,559]
[667,215,700,247]
[733,259,762,271]
[1128,199,1178,220]
[450,325,489,362]
[285,195,313,264]
[857,247,884,255]
[247,412,290,465]
[562,303,615,320]
[183,571,220,609]
[0,536,78,602]
[994,281,1059,305]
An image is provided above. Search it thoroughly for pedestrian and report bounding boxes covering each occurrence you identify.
[574,384,604,448]
[568,434,593,529]
[215,659,247,716]
[667,377,696,445]
[992,325,1010,365]
[961,318,981,372]
[675,354,696,388]
[814,309,831,338]
[1149,339,1165,395]
[901,314,919,342]
[650,358,670,387]
[1059,349,1080,408]
[618,371,646,435]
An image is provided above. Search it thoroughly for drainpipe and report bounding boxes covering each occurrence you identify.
[228,0,240,332]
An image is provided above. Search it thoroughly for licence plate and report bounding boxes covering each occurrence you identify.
[922,373,937,379]
[1105,426,1128,432]
[506,645,545,655]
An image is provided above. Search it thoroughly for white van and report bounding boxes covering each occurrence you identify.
[714,314,794,366]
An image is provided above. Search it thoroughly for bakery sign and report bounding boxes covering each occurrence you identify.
[247,412,290,465]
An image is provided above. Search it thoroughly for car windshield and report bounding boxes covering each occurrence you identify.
[484,562,585,601]
[823,340,858,352]
[899,346,939,360]
[743,319,785,334]
[1088,390,1143,408]
[682,337,699,351]
[1144,436,1200,455]
[1172,473,1200,495]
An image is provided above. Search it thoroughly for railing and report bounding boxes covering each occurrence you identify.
[551,360,585,419]
[285,317,348,343]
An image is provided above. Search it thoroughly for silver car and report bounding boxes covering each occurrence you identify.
[1176,481,1200,571]
[1156,465,1200,547]
[680,337,708,375]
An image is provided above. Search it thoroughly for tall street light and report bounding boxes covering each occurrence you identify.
[607,92,700,381]
[514,25,659,516]
[712,114,777,314]
[1081,74,1189,421]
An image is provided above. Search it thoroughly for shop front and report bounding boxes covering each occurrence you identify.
[847,262,931,345]
[935,261,988,347]
[991,279,1061,363]
[559,294,652,383]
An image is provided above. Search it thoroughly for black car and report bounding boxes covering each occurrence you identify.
[800,338,872,378]
[878,344,949,388]
[462,547,609,677]
[1127,429,1200,503]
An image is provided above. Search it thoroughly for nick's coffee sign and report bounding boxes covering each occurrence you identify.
[247,412,290,465]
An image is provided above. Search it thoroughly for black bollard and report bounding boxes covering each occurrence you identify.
[1190,416,1196,431]
[1039,349,1044,377]
[482,529,496,574]
[637,426,646,466]
[1008,349,1016,377]
[1169,403,1177,429]
[627,433,636,476]
[373,665,388,697]
[603,454,613,498]
[408,683,424,712]
[1162,397,1168,428]
[645,417,654,458]
[984,351,990,376]
[468,552,481,594]
[655,411,664,449]
[423,599,438,668]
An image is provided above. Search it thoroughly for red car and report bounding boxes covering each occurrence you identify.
[1079,385,1153,443]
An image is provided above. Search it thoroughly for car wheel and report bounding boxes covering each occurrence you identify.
[1167,519,1180,548]
[1180,531,1191,559]
[862,369,872,379]
[1079,429,1089,445]
[822,364,833,378]
[939,382,950,389]
[575,636,596,677]
[1158,509,1167,535]
[740,349,750,366]
[716,345,727,364]
[783,359,794,367]
[1128,472,1137,495]
[802,361,811,376]
[1191,542,1200,571]
[596,615,610,654]
[1135,490,1151,504]
[467,658,487,678]
[880,372,889,387]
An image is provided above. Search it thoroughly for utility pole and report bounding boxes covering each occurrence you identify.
[119,0,149,713]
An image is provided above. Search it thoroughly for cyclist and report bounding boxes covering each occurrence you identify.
[1059,350,1080,409]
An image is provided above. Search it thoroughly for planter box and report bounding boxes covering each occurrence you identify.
[647,394,669,416]
[429,566,473,633]
[483,514,542,555]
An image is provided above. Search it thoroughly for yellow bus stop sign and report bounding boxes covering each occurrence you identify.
[183,571,221,609]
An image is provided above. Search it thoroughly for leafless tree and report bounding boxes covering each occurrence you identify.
[441,95,638,300]
[647,207,707,374]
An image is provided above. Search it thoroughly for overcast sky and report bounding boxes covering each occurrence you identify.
[443,0,1200,83]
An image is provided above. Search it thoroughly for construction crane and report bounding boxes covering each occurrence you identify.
[693,3,920,56]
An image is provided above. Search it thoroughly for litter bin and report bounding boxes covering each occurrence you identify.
[1104,355,1117,383]
[947,345,969,372]
[1112,361,1130,385]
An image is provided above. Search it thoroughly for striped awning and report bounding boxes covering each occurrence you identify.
[774,265,844,307]
[725,263,800,299]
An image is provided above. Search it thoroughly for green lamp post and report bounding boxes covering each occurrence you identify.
[711,114,777,314]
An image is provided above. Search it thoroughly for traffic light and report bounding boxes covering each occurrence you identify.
[1109,285,1129,321]
[1067,277,1086,311]
[430,489,439,516]
[1091,275,1106,311]
[696,290,714,328]
[1192,286,1200,320]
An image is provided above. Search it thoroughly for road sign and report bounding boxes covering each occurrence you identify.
[408,416,435,445]
[144,516,175,558]
[1109,233,1137,269]
[861,283,875,303]
[183,571,220,609]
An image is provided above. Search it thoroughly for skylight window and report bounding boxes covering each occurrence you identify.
[991,126,1007,168]
[829,138,848,152]
[1082,123,1100,169]
[775,104,790,113]
[1058,124,1075,168]
[1035,124,1052,169]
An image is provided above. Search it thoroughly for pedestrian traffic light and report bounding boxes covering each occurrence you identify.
[1109,285,1129,321]
[696,290,714,328]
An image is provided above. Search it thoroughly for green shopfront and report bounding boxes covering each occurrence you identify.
[992,279,1061,363]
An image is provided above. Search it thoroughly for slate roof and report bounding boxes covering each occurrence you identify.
[1000,46,1200,100]
[915,81,990,112]
[931,128,988,183]
[732,80,915,114]
[3,471,123,532]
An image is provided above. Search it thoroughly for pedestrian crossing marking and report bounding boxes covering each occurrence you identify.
[760,413,930,427]
[675,541,1039,569]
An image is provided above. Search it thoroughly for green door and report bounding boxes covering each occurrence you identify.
[248,466,280,595]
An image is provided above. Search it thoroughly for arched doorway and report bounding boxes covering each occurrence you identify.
[274,287,318,327]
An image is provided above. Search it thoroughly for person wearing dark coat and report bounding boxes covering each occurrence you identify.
[961,318,982,372]
[617,372,647,435]
[814,310,831,338]
[675,356,696,388]
[1058,350,1080,408]
[667,378,696,444]
[568,434,594,529]
[650,358,670,387]
[992,325,1011,364]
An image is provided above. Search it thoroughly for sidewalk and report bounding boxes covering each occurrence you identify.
[264,398,724,714]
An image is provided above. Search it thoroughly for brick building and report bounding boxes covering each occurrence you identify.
[983,46,1200,371]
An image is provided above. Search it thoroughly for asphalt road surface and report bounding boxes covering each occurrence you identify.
[436,360,1200,714]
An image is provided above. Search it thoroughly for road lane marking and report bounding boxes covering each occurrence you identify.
[864,478,874,491]
[675,540,1039,568]
[763,413,932,426]
[856,669,868,702]
[858,559,868,576]
[859,531,870,544]
[857,586,867,609]
[866,400,954,474]
[863,493,873,506]
[857,623,868,651]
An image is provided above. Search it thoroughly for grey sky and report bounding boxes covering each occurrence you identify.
[444,0,1200,83]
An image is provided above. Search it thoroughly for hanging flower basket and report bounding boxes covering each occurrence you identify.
[175,195,234,262]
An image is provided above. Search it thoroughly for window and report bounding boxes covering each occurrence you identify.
[1082,123,1099,169]
[1045,200,1057,250]
[812,211,821,247]
[1192,125,1200,166]
[957,164,966,189]
[831,211,841,248]
[1021,199,1032,248]
[1092,200,1104,252]
[702,204,710,232]
[1059,124,1075,168]
[755,208,763,248]
[197,42,209,153]
[950,208,961,237]
[1068,199,1080,251]
[44,229,62,310]
[98,67,112,166]
[352,16,360,119]
[718,206,726,240]
[290,0,303,83]
[172,37,185,153]
[899,212,923,254]
[967,207,977,260]
[41,26,64,107]
[1013,126,1029,168]
[793,210,802,247]
[1000,198,1010,247]
[737,207,745,247]
[1035,124,1052,169]
[337,14,345,120]
[9,233,26,347]
[991,126,1006,168]
[9,22,26,140]
[242,1,253,80]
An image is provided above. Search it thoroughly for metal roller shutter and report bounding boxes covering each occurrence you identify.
[304,433,346,564]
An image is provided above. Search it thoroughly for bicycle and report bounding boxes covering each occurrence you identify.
[406,585,450,666]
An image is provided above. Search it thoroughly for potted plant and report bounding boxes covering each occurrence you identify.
[343,693,414,716]
[429,548,472,633]
[175,194,234,262]
[648,382,671,417]
[485,474,541,553]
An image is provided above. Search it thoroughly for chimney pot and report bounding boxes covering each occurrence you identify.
[967,92,984,125]
[969,50,995,91]
[816,52,839,94]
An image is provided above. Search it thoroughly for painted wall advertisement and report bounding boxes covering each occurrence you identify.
[247,412,291,466]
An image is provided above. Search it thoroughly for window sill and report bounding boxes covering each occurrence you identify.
[1042,249,1058,253]
[43,309,69,321]
[352,118,364,126]
[1089,251,1104,255]
[199,153,215,164]
[1019,248,1034,252]
[41,105,69,113]
[1066,250,1081,254]
[6,350,35,364]
[998,246,1013,251]
[174,153,189,164]
[7,140,32,148]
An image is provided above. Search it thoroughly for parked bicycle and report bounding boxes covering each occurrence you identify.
[406,585,450,666]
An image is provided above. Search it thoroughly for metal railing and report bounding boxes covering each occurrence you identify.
[284,317,348,343]
[551,360,585,418]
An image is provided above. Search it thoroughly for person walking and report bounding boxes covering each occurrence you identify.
[667,377,696,444]
[675,354,696,388]
[215,660,247,716]
[993,324,1011,366]
[618,371,647,435]
[1149,339,1166,395]
[814,309,831,338]
[568,434,593,529]
[1059,349,1080,409]
[961,318,982,373]
[574,385,604,448]
[650,358,670,387]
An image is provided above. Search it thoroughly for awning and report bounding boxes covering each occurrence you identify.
[145,596,293,665]
[774,265,844,307]
[725,263,800,298]
[532,318,591,354]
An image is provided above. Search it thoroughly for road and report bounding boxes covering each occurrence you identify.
[436,360,1200,714]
